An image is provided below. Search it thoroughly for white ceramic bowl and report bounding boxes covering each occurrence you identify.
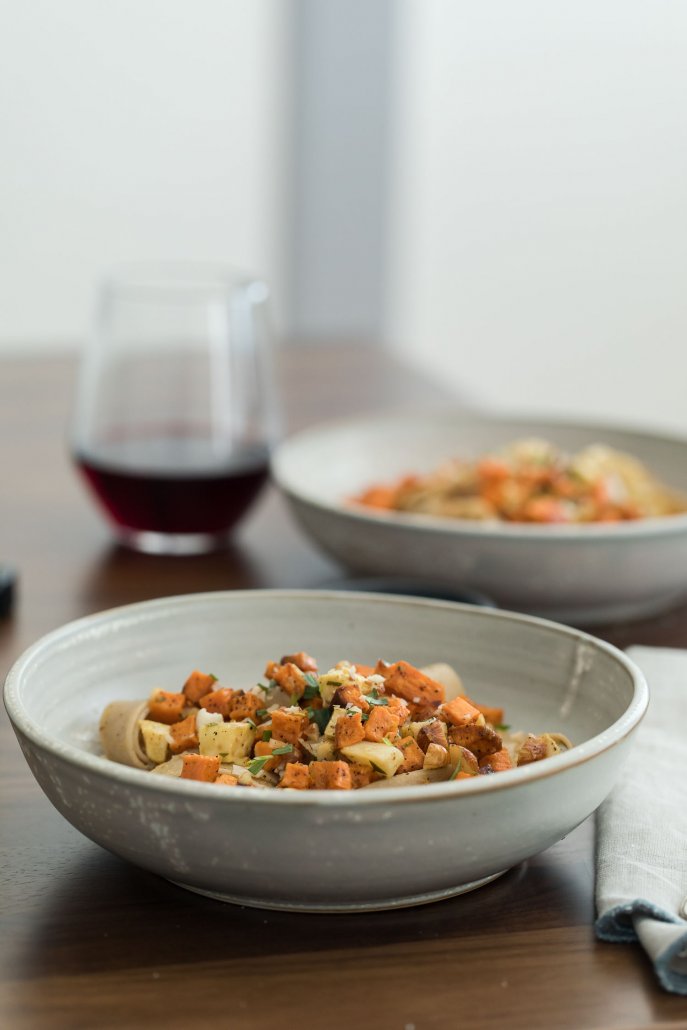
[5,590,647,912]
[271,412,687,624]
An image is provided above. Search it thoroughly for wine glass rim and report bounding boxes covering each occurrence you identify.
[101,261,268,299]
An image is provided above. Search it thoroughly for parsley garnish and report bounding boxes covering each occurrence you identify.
[302,680,320,700]
[364,692,389,707]
[256,708,269,718]
[309,707,332,734]
[262,730,272,741]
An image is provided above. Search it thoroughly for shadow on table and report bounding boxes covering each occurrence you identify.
[75,540,263,612]
[12,842,592,980]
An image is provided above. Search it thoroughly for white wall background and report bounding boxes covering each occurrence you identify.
[385,0,687,432]
[0,0,290,349]
[2,1,686,436]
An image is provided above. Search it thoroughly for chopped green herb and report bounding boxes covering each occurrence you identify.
[304,672,319,689]
[382,736,393,746]
[245,718,257,729]
[209,674,218,682]
[449,757,463,781]
[310,708,332,734]
[364,693,389,707]
[255,683,270,693]
[272,744,294,756]
[495,724,511,732]
[262,730,272,742]
[326,678,341,686]
[247,755,272,775]
[302,681,320,700]
[256,708,269,718]
[289,693,299,706]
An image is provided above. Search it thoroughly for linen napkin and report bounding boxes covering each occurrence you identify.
[595,645,687,995]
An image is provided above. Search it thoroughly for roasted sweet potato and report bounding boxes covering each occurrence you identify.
[180,753,220,782]
[334,711,365,749]
[364,706,400,743]
[271,709,309,744]
[198,687,235,717]
[169,713,199,754]
[182,670,217,704]
[308,760,353,790]
[147,689,187,725]
[279,762,309,789]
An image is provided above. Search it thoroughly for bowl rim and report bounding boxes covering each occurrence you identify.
[271,410,687,541]
[4,589,649,808]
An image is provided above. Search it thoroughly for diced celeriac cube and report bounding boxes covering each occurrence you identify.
[196,708,223,732]
[313,738,336,761]
[139,719,173,764]
[340,741,405,778]
[199,721,255,763]
[318,669,348,706]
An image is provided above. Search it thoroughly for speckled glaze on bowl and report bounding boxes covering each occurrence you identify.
[4,590,647,912]
[271,413,687,624]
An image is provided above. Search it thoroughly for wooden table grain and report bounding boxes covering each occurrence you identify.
[1,350,686,1030]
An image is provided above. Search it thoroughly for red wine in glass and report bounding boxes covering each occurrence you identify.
[75,434,269,547]
[71,264,277,554]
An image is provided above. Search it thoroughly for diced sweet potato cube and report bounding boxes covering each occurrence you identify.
[308,760,353,790]
[348,761,375,788]
[416,719,449,753]
[148,690,187,725]
[279,762,310,790]
[334,711,365,749]
[228,692,263,722]
[440,696,483,727]
[331,684,370,712]
[180,753,220,782]
[465,697,504,727]
[271,709,309,744]
[199,688,235,717]
[169,713,199,754]
[354,663,377,677]
[449,723,502,759]
[375,660,445,718]
[364,706,399,743]
[182,670,217,704]
[397,735,425,773]
[386,695,410,724]
[479,748,513,774]
[265,662,306,699]
[215,773,239,786]
[280,651,318,673]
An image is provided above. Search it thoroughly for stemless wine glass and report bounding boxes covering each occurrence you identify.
[71,262,278,555]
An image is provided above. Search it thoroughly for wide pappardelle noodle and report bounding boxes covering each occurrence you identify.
[353,438,687,524]
[99,653,572,790]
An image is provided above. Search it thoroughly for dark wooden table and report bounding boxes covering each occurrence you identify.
[2,349,686,1029]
